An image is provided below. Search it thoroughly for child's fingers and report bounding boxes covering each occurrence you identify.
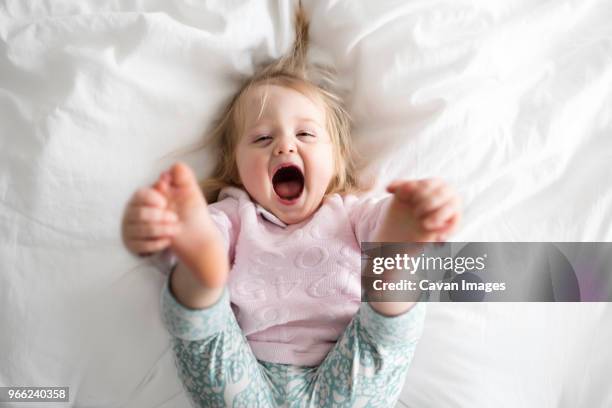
[434,213,462,241]
[125,206,178,224]
[413,185,454,217]
[386,179,405,192]
[387,180,419,201]
[409,178,444,205]
[131,187,167,209]
[445,212,462,234]
[153,171,172,196]
[123,222,180,240]
[131,238,172,255]
[421,198,460,230]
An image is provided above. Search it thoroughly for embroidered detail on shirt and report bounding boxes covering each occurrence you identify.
[294,246,329,269]
[306,273,341,298]
[272,276,302,299]
[233,278,267,301]
[250,251,286,273]
[337,244,360,272]
[309,222,338,240]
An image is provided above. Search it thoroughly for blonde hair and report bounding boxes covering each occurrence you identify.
[182,3,368,203]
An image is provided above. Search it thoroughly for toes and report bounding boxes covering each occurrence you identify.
[170,162,197,188]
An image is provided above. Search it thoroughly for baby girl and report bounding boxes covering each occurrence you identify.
[121,6,460,408]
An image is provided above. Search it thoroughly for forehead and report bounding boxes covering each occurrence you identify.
[240,84,326,128]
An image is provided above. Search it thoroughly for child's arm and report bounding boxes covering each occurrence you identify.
[369,178,461,316]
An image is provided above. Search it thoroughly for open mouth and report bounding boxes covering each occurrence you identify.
[272,165,304,202]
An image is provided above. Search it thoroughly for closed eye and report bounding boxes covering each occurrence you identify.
[254,135,272,143]
[297,132,315,138]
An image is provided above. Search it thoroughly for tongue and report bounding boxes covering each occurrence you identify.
[275,180,302,199]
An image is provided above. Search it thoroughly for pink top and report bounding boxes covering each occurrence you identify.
[162,186,392,366]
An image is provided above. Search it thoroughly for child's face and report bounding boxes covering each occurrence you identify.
[235,84,335,224]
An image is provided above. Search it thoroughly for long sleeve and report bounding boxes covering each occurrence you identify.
[206,198,239,266]
[345,193,394,245]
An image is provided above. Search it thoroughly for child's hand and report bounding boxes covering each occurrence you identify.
[121,162,217,258]
[377,178,461,242]
[121,183,180,256]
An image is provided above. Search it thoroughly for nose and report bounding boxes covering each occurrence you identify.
[274,134,296,155]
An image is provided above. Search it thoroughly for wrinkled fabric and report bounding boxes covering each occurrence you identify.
[2,0,611,407]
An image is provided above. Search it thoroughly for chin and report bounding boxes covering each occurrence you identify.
[273,204,307,224]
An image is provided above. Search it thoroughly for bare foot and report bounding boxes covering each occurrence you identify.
[154,162,227,288]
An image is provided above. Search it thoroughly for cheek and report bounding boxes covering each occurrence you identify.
[234,149,246,180]
[309,144,335,180]
[321,142,336,171]
[236,150,267,185]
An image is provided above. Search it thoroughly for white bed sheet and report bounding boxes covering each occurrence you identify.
[1,0,611,407]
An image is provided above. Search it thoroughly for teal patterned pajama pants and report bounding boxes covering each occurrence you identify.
[161,275,426,408]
